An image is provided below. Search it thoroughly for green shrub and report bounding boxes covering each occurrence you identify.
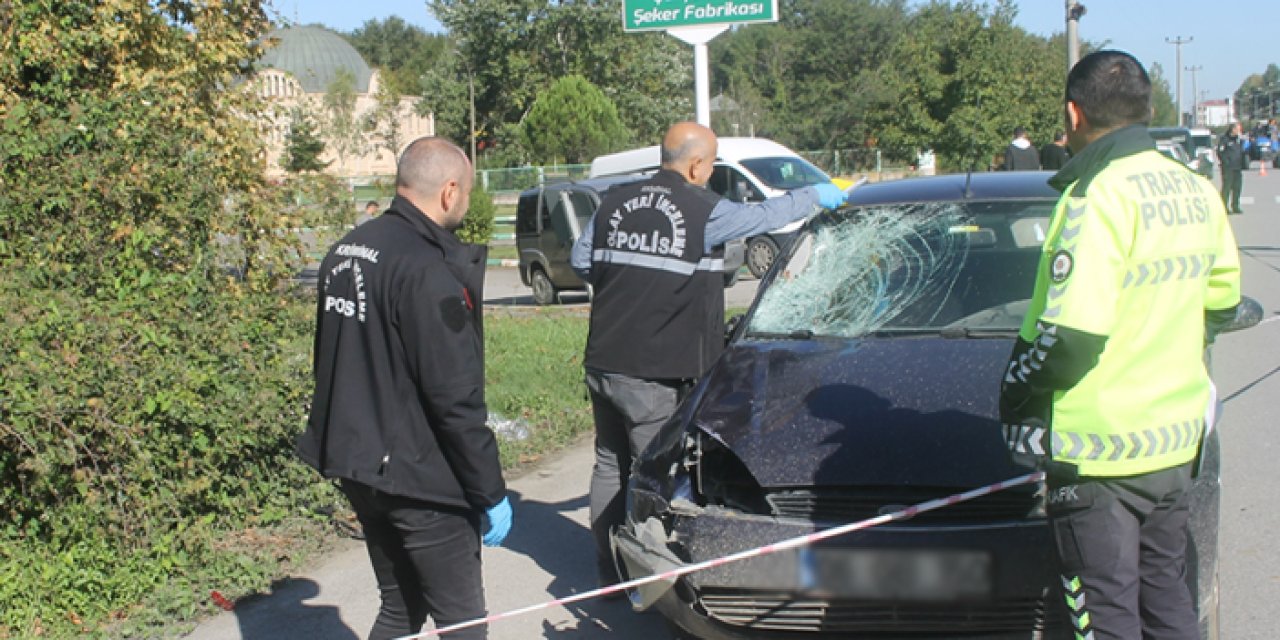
[458,180,496,246]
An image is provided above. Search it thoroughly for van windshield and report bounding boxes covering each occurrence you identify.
[740,156,832,191]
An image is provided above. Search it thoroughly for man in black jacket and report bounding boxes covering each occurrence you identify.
[570,122,847,587]
[1003,126,1042,170]
[1039,130,1072,170]
[1217,122,1247,214]
[297,137,509,640]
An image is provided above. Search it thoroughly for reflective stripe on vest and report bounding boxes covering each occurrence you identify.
[1006,419,1203,462]
[592,248,723,275]
[1122,253,1216,288]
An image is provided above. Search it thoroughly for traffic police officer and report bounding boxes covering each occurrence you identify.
[570,122,847,587]
[999,51,1241,639]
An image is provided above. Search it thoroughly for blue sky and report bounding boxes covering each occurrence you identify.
[285,0,1273,106]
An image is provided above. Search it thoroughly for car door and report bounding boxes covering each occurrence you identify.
[543,185,586,288]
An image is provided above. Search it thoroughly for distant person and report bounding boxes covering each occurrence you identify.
[1039,130,1072,170]
[364,200,380,216]
[1216,122,1247,214]
[1003,126,1041,171]
[570,121,847,589]
[297,137,511,640]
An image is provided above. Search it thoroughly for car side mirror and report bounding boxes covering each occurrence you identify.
[725,314,744,345]
[1220,295,1264,334]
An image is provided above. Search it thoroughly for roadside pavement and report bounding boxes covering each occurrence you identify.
[183,442,672,639]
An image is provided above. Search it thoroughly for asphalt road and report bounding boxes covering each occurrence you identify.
[188,168,1280,639]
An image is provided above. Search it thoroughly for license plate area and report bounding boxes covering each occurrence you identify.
[799,547,992,601]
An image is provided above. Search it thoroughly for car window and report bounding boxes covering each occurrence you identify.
[566,189,597,236]
[516,193,538,233]
[740,156,832,191]
[746,201,1054,338]
[709,166,765,202]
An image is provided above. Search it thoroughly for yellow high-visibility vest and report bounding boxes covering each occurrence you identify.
[1020,149,1241,477]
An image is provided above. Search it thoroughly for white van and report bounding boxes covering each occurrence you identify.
[589,137,840,277]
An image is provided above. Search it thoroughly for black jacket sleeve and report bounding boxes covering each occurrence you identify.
[398,267,506,509]
[1000,320,1108,421]
[1205,304,1240,345]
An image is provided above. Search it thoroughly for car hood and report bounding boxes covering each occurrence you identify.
[687,337,1024,488]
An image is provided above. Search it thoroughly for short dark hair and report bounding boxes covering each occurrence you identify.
[1053,130,1065,141]
[1066,50,1152,129]
[1013,126,1027,138]
[365,201,379,209]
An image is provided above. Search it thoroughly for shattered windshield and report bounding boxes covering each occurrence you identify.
[740,156,832,190]
[747,201,1053,338]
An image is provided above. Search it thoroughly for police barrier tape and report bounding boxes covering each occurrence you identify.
[397,470,1047,639]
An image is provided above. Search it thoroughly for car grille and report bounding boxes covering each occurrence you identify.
[765,486,1040,524]
[700,589,1061,635]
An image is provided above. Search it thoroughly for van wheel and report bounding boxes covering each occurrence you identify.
[746,236,779,279]
[530,268,557,305]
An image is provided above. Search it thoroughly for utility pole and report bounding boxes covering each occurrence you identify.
[1066,1,1086,70]
[1165,36,1193,126]
[1185,65,1203,127]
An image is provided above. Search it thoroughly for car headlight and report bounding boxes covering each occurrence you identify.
[691,429,770,514]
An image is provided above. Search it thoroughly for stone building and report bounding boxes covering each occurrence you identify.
[254,25,434,177]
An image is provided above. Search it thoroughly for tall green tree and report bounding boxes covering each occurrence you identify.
[864,0,1066,170]
[345,16,452,97]
[285,106,329,172]
[521,75,629,163]
[429,0,689,157]
[321,68,365,170]
[368,79,406,161]
[1149,63,1178,126]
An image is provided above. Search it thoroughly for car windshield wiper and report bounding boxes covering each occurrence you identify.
[862,326,1020,338]
[938,326,1021,338]
[743,329,816,340]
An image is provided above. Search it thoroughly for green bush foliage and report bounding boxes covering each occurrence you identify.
[0,1,351,636]
[457,180,497,246]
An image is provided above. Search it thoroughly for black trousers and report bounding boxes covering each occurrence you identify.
[340,480,487,640]
[1047,463,1198,640]
[1220,169,1243,212]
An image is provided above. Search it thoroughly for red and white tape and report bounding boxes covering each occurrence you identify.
[400,470,1046,639]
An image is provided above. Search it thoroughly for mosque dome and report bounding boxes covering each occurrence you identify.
[258,25,373,94]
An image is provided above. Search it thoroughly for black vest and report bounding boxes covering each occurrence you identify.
[584,170,726,380]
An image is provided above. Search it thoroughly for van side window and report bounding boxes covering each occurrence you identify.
[566,190,597,232]
[539,194,553,232]
[710,166,764,203]
[516,194,538,234]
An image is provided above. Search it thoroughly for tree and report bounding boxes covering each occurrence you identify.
[321,68,365,171]
[863,0,1066,171]
[368,80,406,161]
[285,107,329,172]
[429,0,689,155]
[346,16,451,97]
[1149,63,1178,127]
[521,75,629,163]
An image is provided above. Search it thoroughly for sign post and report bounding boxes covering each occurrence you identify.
[622,0,779,127]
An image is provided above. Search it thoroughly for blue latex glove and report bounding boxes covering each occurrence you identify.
[482,496,512,547]
[813,182,847,209]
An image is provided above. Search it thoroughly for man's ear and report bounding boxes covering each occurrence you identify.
[440,179,459,212]
[1066,101,1085,132]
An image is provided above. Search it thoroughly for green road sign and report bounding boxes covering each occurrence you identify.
[623,0,778,32]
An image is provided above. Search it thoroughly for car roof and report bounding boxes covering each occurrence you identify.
[589,137,803,177]
[845,171,1060,207]
[518,174,646,199]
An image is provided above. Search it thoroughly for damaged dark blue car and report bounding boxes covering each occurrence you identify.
[613,171,1259,639]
